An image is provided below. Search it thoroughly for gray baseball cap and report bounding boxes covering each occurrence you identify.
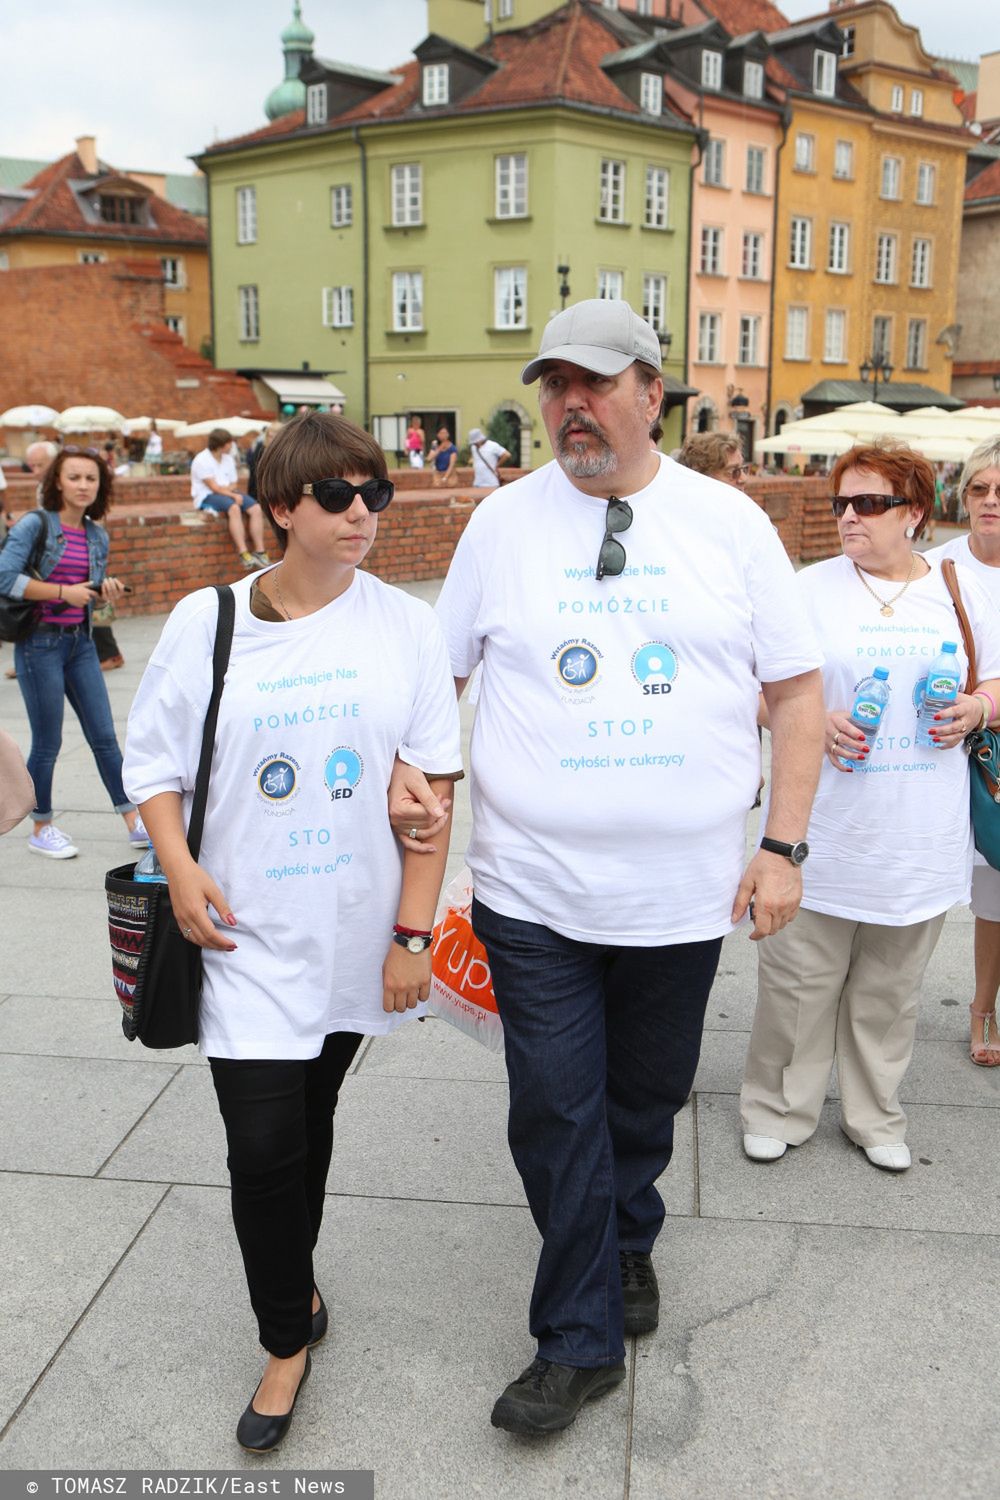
[521,299,662,385]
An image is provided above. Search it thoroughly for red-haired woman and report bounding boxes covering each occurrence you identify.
[741,442,1000,1171]
[0,446,148,859]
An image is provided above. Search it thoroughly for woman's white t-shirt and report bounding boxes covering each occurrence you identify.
[123,570,463,1059]
[925,534,1000,605]
[798,554,1000,924]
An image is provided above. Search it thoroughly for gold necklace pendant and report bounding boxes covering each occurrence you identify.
[881,604,894,617]
[854,557,917,617]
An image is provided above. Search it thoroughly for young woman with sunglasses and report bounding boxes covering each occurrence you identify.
[741,441,1000,1172]
[122,412,461,1452]
[0,446,149,859]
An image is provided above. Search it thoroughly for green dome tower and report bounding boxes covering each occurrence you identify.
[264,2,315,121]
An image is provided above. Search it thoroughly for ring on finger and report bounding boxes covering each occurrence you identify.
[182,925,193,938]
[408,826,419,840]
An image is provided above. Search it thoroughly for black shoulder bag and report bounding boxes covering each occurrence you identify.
[0,513,48,643]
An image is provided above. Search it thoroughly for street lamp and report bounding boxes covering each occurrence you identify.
[658,330,673,359]
[859,352,894,399]
[557,264,571,310]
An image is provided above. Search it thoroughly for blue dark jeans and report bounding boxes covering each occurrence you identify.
[471,897,722,1368]
[14,626,133,821]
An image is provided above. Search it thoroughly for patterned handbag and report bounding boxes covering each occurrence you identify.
[105,585,235,1047]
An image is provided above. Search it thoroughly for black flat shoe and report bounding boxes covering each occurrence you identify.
[309,1289,328,1347]
[236,1351,311,1453]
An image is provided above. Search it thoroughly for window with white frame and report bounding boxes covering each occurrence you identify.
[644,165,669,228]
[814,50,837,96]
[495,154,528,218]
[875,233,898,284]
[872,315,892,359]
[392,271,423,330]
[841,24,855,57]
[597,268,624,300]
[824,308,846,362]
[700,225,723,275]
[834,139,854,179]
[306,83,327,124]
[911,237,931,287]
[916,162,935,205]
[704,138,725,186]
[164,315,185,338]
[794,133,815,172]
[746,145,766,194]
[642,272,667,332]
[880,156,901,198]
[909,88,923,117]
[498,0,513,16]
[160,255,184,287]
[785,306,808,360]
[741,230,764,279]
[891,84,904,112]
[238,284,259,340]
[78,250,107,264]
[236,186,257,244]
[635,0,652,13]
[422,63,449,106]
[322,285,354,327]
[702,50,722,89]
[391,163,422,225]
[743,61,764,99]
[494,266,527,328]
[828,221,850,273]
[640,73,662,115]
[738,315,761,366]
[906,317,927,368]
[697,311,721,363]
[331,184,353,226]
[789,216,812,269]
[599,159,626,222]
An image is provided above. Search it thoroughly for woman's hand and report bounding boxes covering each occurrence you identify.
[62,580,100,609]
[927,692,983,750]
[164,858,238,951]
[382,942,431,1012]
[100,575,126,602]
[825,709,868,773]
[388,759,451,854]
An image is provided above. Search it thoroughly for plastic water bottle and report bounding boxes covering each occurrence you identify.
[915,642,961,748]
[134,847,167,883]
[849,668,891,747]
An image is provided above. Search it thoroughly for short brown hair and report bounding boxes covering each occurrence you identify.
[41,447,111,522]
[207,428,232,452]
[830,440,935,533]
[676,432,741,478]
[256,411,388,550]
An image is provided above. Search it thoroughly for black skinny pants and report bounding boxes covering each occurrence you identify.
[209,1030,363,1357]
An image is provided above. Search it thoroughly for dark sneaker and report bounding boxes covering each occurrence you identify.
[620,1249,659,1335]
[490,1357,626,1436]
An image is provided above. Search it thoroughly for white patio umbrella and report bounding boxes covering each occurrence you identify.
[174,416,266,439]
[755,427,857,457]
[122,416,186,435]
[54,405,125,433]
[0,404,60,427]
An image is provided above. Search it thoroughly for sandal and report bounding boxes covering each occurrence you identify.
[969,1005,1000,1067]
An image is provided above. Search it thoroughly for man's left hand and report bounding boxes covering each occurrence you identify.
[731,850,803,941]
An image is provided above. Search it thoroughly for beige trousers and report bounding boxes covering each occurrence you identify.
[740,905,947,1148]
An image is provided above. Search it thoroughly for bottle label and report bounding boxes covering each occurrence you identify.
[926,675,958,698]
[853,699,881,722]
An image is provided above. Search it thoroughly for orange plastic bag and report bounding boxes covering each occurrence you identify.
[429,865,504,1053]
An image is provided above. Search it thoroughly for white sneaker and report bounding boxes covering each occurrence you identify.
[863,1142,911,1172]
[127,815,151,849]
[28,824,78,859]
[743,1133,787,1161]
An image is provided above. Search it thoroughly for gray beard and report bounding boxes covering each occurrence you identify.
[558,440,619,478]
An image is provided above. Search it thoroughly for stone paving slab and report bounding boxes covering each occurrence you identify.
[0,993,199,1064]
[358,1013,509,1083]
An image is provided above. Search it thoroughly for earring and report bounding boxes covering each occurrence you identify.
[905,525,915,538]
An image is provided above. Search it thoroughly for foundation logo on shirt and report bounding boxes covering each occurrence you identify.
[552,638,602,693]
[254,753,301,812]
[631,642,678,696]
[324,747,364,802]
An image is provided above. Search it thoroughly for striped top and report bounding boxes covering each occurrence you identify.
[40,525,89,627]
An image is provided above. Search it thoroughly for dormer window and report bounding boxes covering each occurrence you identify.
[743,61,764,99]
[841,25,855,58]
[813,49,837,96]
[99,194,144,225]
[422,63,449,106]
[909,88,923,117]
[306,83,327,124]
[702,50,723,90]
[891,84,904,112]
[640,73,662,116]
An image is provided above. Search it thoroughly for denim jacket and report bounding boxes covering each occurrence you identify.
[0,510,110,629]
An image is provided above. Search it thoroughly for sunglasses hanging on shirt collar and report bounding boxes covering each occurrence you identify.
[595,496,633,580]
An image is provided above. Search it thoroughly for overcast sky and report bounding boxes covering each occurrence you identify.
[2,0,990,178]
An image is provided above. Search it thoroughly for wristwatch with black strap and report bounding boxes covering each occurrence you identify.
[759,836,810,866]
[392,924,434,953]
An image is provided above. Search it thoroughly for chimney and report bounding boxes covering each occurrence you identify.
[75,135,98,175]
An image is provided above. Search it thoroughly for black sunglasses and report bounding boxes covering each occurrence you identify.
[831,494,911,519]
[302,478,394,514]
[595,497,633,580]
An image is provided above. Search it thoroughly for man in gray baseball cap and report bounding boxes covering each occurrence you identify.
[392,299,825,1437]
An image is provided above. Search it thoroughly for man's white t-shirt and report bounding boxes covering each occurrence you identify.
[796,554,1000,924]
[471,439,508,489]
[435,455,823,946]
[123,570,463,1059]
[190,447,238,505]
[144,431,163,462]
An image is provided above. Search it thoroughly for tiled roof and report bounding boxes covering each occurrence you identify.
[966,158,1000,203]
[693,0,790,37]
[0,153,207,245]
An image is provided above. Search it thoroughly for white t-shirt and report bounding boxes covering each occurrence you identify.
[123,570,463,1059]
[796,554,1000,924]
[435,455,823,946]
[925,535,1000,607]
[190,447,238,504]
[471,439,508,488]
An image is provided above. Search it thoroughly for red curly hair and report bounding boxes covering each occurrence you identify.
[830,440,935,533]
